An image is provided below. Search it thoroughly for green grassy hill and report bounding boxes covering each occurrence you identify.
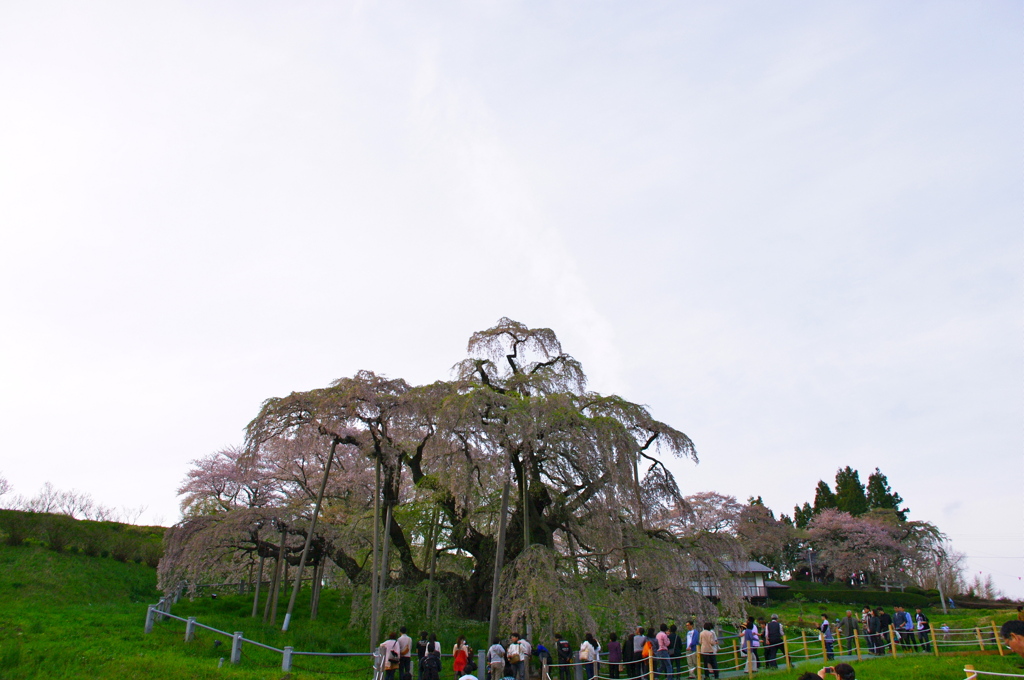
[0,538,1021,680]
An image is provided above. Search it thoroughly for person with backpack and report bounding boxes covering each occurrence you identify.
[555,633,572,680]
[422,634,442,680]
[418,632,430,680]
[667,624,682,680]
[381,632,403,680]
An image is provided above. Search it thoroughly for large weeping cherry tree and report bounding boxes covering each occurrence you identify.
[160,318,746,641]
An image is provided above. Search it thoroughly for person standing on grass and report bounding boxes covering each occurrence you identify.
[819,614,835,660]
[632,626,646,680]
[763,614,783,669]
[684,621,699,679]
[607,632,622,680]
[914,608,931,652]
[398,627,414,680]
[654,623,672,678]
[488,637,506,680]
[507,633,524,680]
[453,635,472,677]
[381,632,403,680]
[667,625,681,680]
[698,622,718,680]
[555,633,572,680]
[580,633,598,680]
[838,610,859,652]
[877,608,893,651]
[893,606,915,650]
[418,632,430,680]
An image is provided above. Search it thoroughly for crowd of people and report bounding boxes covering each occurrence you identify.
[377,605,1024,680]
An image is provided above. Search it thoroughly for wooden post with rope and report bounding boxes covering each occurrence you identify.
[930,624,940,657]
[853,629,862,661]
[731,639,739,671]
[782,635,792,670]
[801,630,809,661]
[991,622,1004,657]
[975,627,985,651]
[888,625,898,658]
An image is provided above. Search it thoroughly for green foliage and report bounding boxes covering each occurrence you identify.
[0,509,163,564]
[812,481,836,513]
[770,587,934,608]
[867,467,908,519]
[833,466,868,516]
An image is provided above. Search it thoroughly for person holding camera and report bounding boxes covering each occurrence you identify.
[796,662,855,679]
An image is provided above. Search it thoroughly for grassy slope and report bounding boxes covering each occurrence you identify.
[0,543,1020,680]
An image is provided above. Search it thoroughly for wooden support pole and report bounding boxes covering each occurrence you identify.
[801,630,809,660]
[370,456,381,650]
[487,477,511,645]
[975,627,985,651]
[746,637,753,678]
[782,635,792,670]
[732,639,740,670]
[251,555,265,618]
[965,664,977,680]
[283,436,339,631]
[853,629,862,661]
[888,625,898,658]
[648,651,654,680]
[930,624,939,657]
[820,631,828,662]
[992,622,1005,657]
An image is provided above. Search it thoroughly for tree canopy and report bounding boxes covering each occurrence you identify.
[160,318,745,634]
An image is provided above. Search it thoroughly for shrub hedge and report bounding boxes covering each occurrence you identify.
[770,587,935,608]
[0,509,164,566]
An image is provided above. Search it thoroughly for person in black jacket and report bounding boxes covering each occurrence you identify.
[878,608,893,651]
[764,615,783,669]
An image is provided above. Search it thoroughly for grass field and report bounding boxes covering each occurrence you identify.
[0,542,1020,680]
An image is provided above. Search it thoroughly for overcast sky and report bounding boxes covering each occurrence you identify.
[1,1,1021,598]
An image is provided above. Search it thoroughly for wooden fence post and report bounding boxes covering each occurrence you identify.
[731,639,740,671]
[782,635,792,670]
[930,624,939,657]
[991,622,1005,657]
[888,625,898,658]
[648,650,654,680]
[746,638,753,678]
[853,629,862,661]
[283,646,293,671]
[145,606,155,634]
[965,664,976,680]
[185,617,196,642]
[801,630,808,660]
[820,631,828,662]
[975,627,985,651]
